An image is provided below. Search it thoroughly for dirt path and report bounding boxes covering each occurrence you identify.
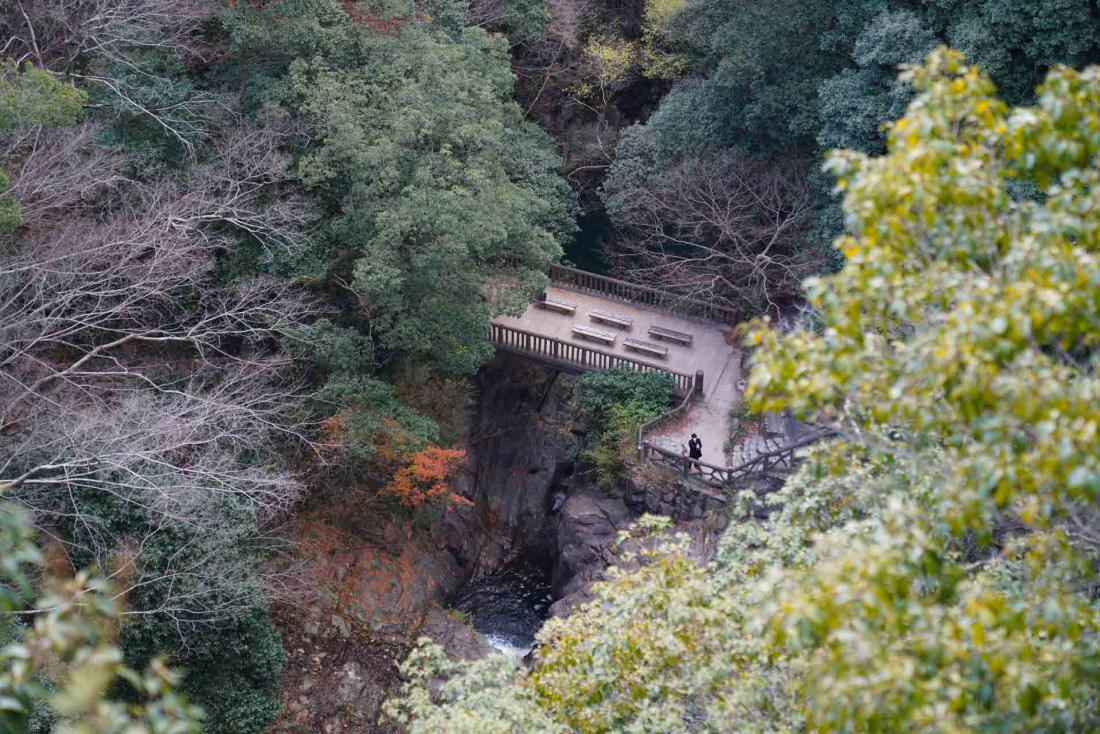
[648,346,741,466]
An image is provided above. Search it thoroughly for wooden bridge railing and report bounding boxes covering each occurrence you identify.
[638,431,833,491]
[488,322,699,395]
[548,264,741,326]
[636,389,695,458]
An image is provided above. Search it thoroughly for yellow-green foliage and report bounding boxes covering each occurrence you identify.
[0,499,203,732]
[572,35,638,102]
[387,49,1100,733]
[643,0,684,32]
[0,170,18,234]
[743,46,1100,731]
[748,49,1099,530]
[1,62,85,233]
[639,0,687,80]
[0,63,85,133]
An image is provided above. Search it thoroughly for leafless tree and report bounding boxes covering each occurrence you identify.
[2,0,218,69]
[466,0,514,32]
[1,122,130,230]
[0,121,323,629]
[605,154,820,317]
[1,0,225,153]
[1,122,316,424]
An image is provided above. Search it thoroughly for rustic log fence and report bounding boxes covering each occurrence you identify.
[638,431,832,491]
[488,322,701,396]
[548,264,741,325]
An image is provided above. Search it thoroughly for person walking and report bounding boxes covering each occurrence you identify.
[688,433,703,462]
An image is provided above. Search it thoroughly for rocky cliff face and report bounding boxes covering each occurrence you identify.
[446,354,734,620]
[272,354,734,732]
[550,489,635,614]
[548,470,733,616]
[443,355,590,579]
[443,355,647,623]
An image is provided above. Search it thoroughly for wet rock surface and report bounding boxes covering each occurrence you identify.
[450,559,553,655]
[552,491,633,602]
[443,356,587,576]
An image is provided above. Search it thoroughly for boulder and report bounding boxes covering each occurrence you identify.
[332,662,385,722]
[419,605,495,661]
[552,490,634,601]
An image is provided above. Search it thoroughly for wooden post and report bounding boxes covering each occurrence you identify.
[694,370,704,397]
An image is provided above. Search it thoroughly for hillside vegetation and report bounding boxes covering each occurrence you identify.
[2,0,1099,732]
[390,49,1100,733]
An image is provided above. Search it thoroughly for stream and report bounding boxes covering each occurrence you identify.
[449,559,553,659]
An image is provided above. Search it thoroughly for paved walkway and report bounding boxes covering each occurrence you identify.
[491,285,741,467]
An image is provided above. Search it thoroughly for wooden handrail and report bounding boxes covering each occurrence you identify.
[640,429,835,491]
[636,389,694,459]
[488,322,697,395]
[548,263,741,325]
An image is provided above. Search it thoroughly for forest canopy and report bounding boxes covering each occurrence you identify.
[602,0,1100,314]
[0,0,573,729]
[388,49,1100,733]
[3,0,1100,731]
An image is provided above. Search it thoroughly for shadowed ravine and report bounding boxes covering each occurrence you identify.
[449,559,553,658]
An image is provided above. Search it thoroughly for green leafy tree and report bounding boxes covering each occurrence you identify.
[574,369,674,489]
[0,63,85,132]
[816,9,936,153]
[123,608,286,734]
[291,25,575,373]
[573,368,674,422]
[388,50,1100,733]
[466,0,551,45]
[746,48,1100,728]
[610,0,1100,294]
[1,496,204,733]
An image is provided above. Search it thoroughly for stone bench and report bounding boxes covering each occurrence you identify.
[589,309,634,330]
[534,297,577,315]
[623,338,668,358]
[571,324,616,345]
[648,325,693,346]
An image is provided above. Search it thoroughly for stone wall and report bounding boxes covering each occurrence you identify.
[620,465,730,522]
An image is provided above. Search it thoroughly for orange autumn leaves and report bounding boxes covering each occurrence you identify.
[384,446,469,507]
[319,409,467,507]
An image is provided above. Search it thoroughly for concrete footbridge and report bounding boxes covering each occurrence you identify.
[489,265,745,477]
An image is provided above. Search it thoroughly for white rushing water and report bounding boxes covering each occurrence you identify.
[482,633,534,661]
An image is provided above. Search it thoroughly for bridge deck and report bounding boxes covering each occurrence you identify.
[491,285,741,465]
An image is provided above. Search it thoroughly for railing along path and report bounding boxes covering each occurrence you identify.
[548,264,740,325]
[488,322,698,395]
[489,262,819,494]
[638,429,833,492]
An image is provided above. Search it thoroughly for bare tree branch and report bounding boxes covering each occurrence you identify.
[1,0,227,154]
[0,121,326,631]
[606,154,822,316]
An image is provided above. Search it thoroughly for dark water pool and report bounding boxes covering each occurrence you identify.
[449,560,553,658]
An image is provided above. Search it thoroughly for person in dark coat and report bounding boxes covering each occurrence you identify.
[688,433,702,461]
